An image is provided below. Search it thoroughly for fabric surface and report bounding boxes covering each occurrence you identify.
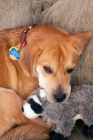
[0,0,33,30]
[0,0,54,30]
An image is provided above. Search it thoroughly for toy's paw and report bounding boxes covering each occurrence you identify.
[22,95,43,119]
[82,124,93,138]
[50,131,67,140]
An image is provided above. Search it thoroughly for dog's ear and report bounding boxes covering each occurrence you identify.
[71,31,92,55]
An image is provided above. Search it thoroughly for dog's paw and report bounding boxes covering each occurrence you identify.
[50,131,68,140]
[22,95,43,119]
[82,124,93,138]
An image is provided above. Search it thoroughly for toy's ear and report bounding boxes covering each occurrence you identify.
[71,31,92,55]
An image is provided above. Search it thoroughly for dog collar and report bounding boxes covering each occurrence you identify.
[9,24,35,60]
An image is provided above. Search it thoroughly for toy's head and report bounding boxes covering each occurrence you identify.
[22,89,47,119]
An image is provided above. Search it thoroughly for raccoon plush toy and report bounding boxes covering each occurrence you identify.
[22,85,93,140]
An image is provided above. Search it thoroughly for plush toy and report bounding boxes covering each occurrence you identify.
[22,85,93,140]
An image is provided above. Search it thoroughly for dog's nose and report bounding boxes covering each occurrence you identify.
[54,93,66,102]
[54,87,66,102]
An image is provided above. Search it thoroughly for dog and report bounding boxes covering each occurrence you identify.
[0,25,92,139]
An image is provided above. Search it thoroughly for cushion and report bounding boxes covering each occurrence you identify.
[0,0,54,30]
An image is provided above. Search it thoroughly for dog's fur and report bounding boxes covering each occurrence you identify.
[0,25,92,139]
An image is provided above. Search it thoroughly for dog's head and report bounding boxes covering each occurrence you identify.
[24,26,92,103]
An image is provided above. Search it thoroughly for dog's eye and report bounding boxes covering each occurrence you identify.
[67,68,74,74]
[43,66,52,74]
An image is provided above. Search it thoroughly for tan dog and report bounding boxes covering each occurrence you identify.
[0,25,92,139]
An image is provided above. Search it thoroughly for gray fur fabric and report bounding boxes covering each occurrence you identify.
[23,85,93,138]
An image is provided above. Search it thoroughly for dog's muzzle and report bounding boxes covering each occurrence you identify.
[54,87,66,102]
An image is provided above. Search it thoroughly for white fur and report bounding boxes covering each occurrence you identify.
[36,66,47,89]
[32,95,42,105]
[73,114,83,122]
[23,103,39,119]
[39,89,47,98]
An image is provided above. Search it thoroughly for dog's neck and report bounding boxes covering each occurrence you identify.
[13,26,37,76]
